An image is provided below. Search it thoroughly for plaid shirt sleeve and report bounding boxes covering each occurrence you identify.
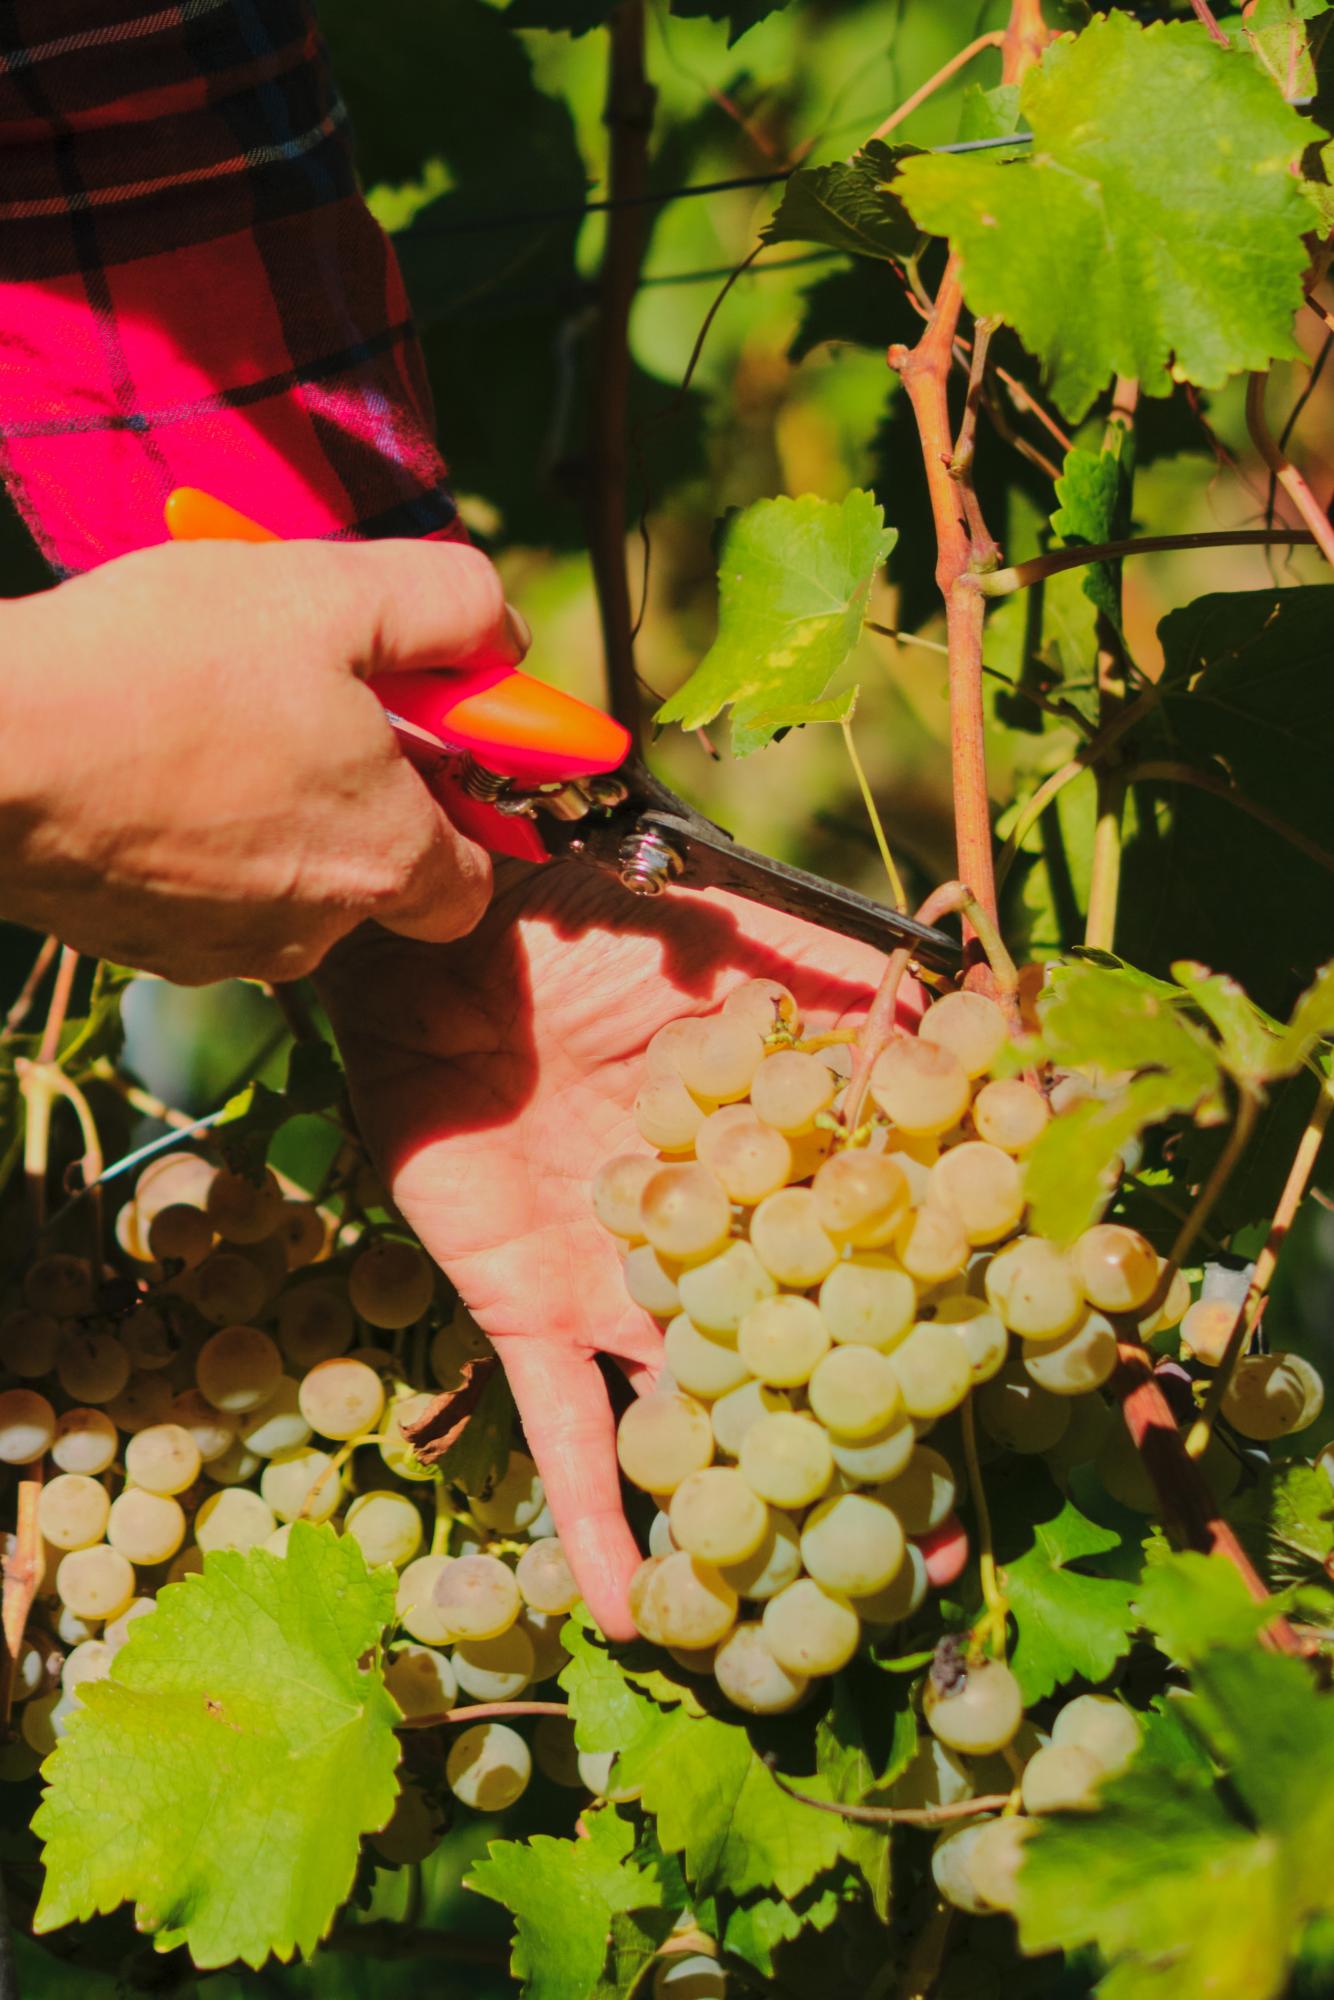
[0,0,460,577]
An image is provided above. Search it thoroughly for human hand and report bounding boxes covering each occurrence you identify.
[0,536,527,982]
[318,863,922,1638]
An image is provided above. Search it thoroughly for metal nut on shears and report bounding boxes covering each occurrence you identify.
[618,825,685,896]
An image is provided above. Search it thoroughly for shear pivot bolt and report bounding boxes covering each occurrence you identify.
[618,828,683,896]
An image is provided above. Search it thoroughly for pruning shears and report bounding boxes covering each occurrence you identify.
[165,488,962,973]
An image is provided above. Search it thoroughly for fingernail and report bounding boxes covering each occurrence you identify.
[504,602,533,655]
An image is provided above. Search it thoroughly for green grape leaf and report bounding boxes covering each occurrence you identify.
[1133,1549,1279,1664]
[1022,1070,1205,1243]
[215,1038,345,1178]
[722,1877,842,1978]
[955,81,1022,143]
[1016,1589,1334,2000]
[467,1808,667,2000]
[33,1524,400,1970]
[1272,962,1334,1077]
[1051,439,1133,625]
[654,492,895,754]
[1169,962,1287,1086]
[666,0,789,46]
[762,142,920,261]
[897,13,1310,419]
[503,0,614,33]
[1225,1463,1334,1604]
[990,1461,1137,1703]
[598,1907,680,1998]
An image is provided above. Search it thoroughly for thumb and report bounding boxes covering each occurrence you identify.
[490,1334,642,1643]
[340,539,529,675]
[372,756,495,945]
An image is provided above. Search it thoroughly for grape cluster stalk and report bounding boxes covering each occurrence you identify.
[594,977,1325,1734]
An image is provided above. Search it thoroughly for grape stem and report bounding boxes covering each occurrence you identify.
[961,1398,1007,1660]
[976,525,1317,596]
[1186,1076,1333,1459]
[1246,370,1334,572]
[401,1700,569,1728]
[22,944,79,1231]
[0,1462,45,1726]
[840,716,908,909]
[764,1760,1011,1826]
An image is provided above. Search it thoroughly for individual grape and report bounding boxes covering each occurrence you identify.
[644,1017,707,1078]
[472,1452,546,1532]
[1179,1297,1232,1365]
[817,1257,914,1353]
[1285,1353,1325,1429]
[828,1414,916,1485]
[379,1393,436,1484]
[147,1202,214,1270]
[104,1370,173,1435]
[623,1245,682,1320]
[1222,1353,1313,1439]
[433,1554,522,1640]
[635,1075,711,1153]
[965,1816,1033,1911]
[933,1296,1008,1384]
[894,1205,970,1286]
[56,1331,130,1407]
[931,1824,992,1916]
[120,1305,179,1372]
[195,1487,277,1553]
[972,1077,1049,1155]
[870,1038,971,1137]
[713,1622,809,1715]
[520,1605,570,1683]
[919,991,1008,1078]
[1140,1264,1191,1335]
[800,1492,904,1596]
[874,1447,956,1535]
[187,1251,269,1328]
[858,1542,929,1626]
[396,1555,455,1643]
[718,1509,803,1601]
[663,1315,753,1401]
[23,1253,95,1319]
[533,1715,582,1787]
[648,1510,677,1558]
[722,976,800,1037]
[576,1749,642,1802]
[169,1389,237,1465]
[1043,1391,1113,1475]
[348,1241,435,1330]
[749,1188,839,1287]
[196,1325,281,1414]
[276,1201,329,1270]
[1021,1742,1102,1813]
[889,1322,972,1420]
[739,1412,833,1508]
[669,1467,769,1566]
[1094,1422,1157,1512]
[809,1345,905,1442]
[709,1380,790,1460]
[56,1545,135,1622]
[298,1357,385,1441]
[385,1642,457,1720]
[453,1625,537,1701]
[812,1152,911,1249]
[885,1142,935,1204]
[920,1515,969,1589]
[447,1722,532,1810]
[277,1285,354,1370]
[761,1578,860,1675]
[737,1294,831,1387]
[1071,1224,1159,1313]
[652,1953,728,2000]
[135,1151,218,1226]
[344,1490,424,1569]
[0,1308,61,1379]
[616,1563,670,1644]
[108,1489,186,1565]
[260,1445,340,1523]
[22,1691,78,1756]
[696,1107,789,1204]
[38,1473,111,1552]
[985,1238,1083,1341]
[678,1241,776,1335]
[640,1164,732,1265]
[592,1155,658,1240]
[676,1017,765,1103]
[636,1552,738,1649]
[55,1603,98,1646]
[104,1597,156,1650]
[0,1389,56,1464]
[925,1656,1023,1754]
[749,1049,836,1135]
[617,1392,714,1494]
[1051,1693,1141,1776]
[1022,1310,1118,1395]
[515,1537,579,1615]
[927,1142,1024,1246]
[786,1127,836,1182]
[12,1638,59,1704]
[370,1782,441,1864]
[977,1360,1070,1453]
[205,1167,285,1245]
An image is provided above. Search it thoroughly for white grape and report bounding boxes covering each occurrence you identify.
[298,1357,385,1440]
[738,1412,833,1508]
[761,1578,860,1675]
[889,1322,972,1419]
[662,1314,752,1401]
[972,1077,1049,1154]
[669,1467,769,1566]
[260,1445,340,1524]
[56,1545,135,1622]
[931,1823,992,1915]
[236,1376,311,1458]
[472,1452,546,1533]
[1021,1742,1102,1813]
[104,1597,155,1650]
[57,1332,130,1408]
[378,1392,436,1484]
[108,1489,186,1565]
[737,1294,831,1387]
[396,1554,456,1644]
[749,1049,836,1135]
[925,1656,1023,1754]
[927,1142,1024,1246]
[0,1389,56,1464]
[38,1473,111,1552]
[636,1551,738,1649]
[857,1542,928,1626]
[446,1722,531,1811]
[812,1152,911,1249]
[576,1748,642,1802]
[206,1168,284,1244]
[828,1415,916,1485]
[514,1537,579,1616]
[749,1188,839,1288]
[807,1345,903,1437]
[894,1205,970,1286]
[1051,1693,1141,1776]
[933,1295,1009,1384]
[623,1245,683,1320]
[195,1486,277,1553]
[919,991,1008,1078]
[875,1447,956,1534]
[452,1625,537,1701]
[722,977,800,1036]
[713,1622,809,1715]
[196,1325,282,1414]
[1179,1297,1233,1365]
[187,1253,269,1328]
[818,1256,916,1351]
[640,1164,732,1265]
[708,1380,790,1460]
[977,1360,1071,1453]
[349,1240,435,1329]
[520,1606,570,1683]
[344,1490,424,1569]
[277,1285,354,1370]
[893,1733,974,1810]
[1071,1224,1159,1313]
[870,1038,971,1137]
[965,1815,1033,1911]
[635,1075,711,1153]
[592,1155,659,1240]
[617,1392,714,1494]
[0,1309,61,1379]
[205,1437,263,1488]
[169,1389,237,1464]
[385,1642,457,1720]
[985,1237,1082,1340]
[677,1241,776,1335]
[533,1716,582,1787]
[648,1510,677,1558]
[23,1253,95,1319]
[1223,1352,1315,1439]
[800,1493,904,1596]
[105,1370,174,1435]
[1022,1310,1118,1395]
[718,1508,803,1601]
[433,1554,522,1640]
[1141,1265,1191,1335]
[675,1017,765,1103]
[147,1201,214,1270]
[697,1111,792,1205]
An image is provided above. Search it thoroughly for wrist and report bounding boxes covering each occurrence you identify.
[0,594,100,923]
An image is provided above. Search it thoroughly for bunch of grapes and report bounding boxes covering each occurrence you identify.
[593,976,1325,1715]
[0,1148,600,1848]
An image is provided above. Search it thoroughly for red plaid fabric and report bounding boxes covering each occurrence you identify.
[0,0,459,576]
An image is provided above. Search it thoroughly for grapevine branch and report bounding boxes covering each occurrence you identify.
[765,1760,1011,1826]
[1245,371,1334,571]
[978,525,1318,595]
[400,1701,568,1727]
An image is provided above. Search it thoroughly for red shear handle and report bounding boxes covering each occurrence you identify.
[164,488,630,862]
